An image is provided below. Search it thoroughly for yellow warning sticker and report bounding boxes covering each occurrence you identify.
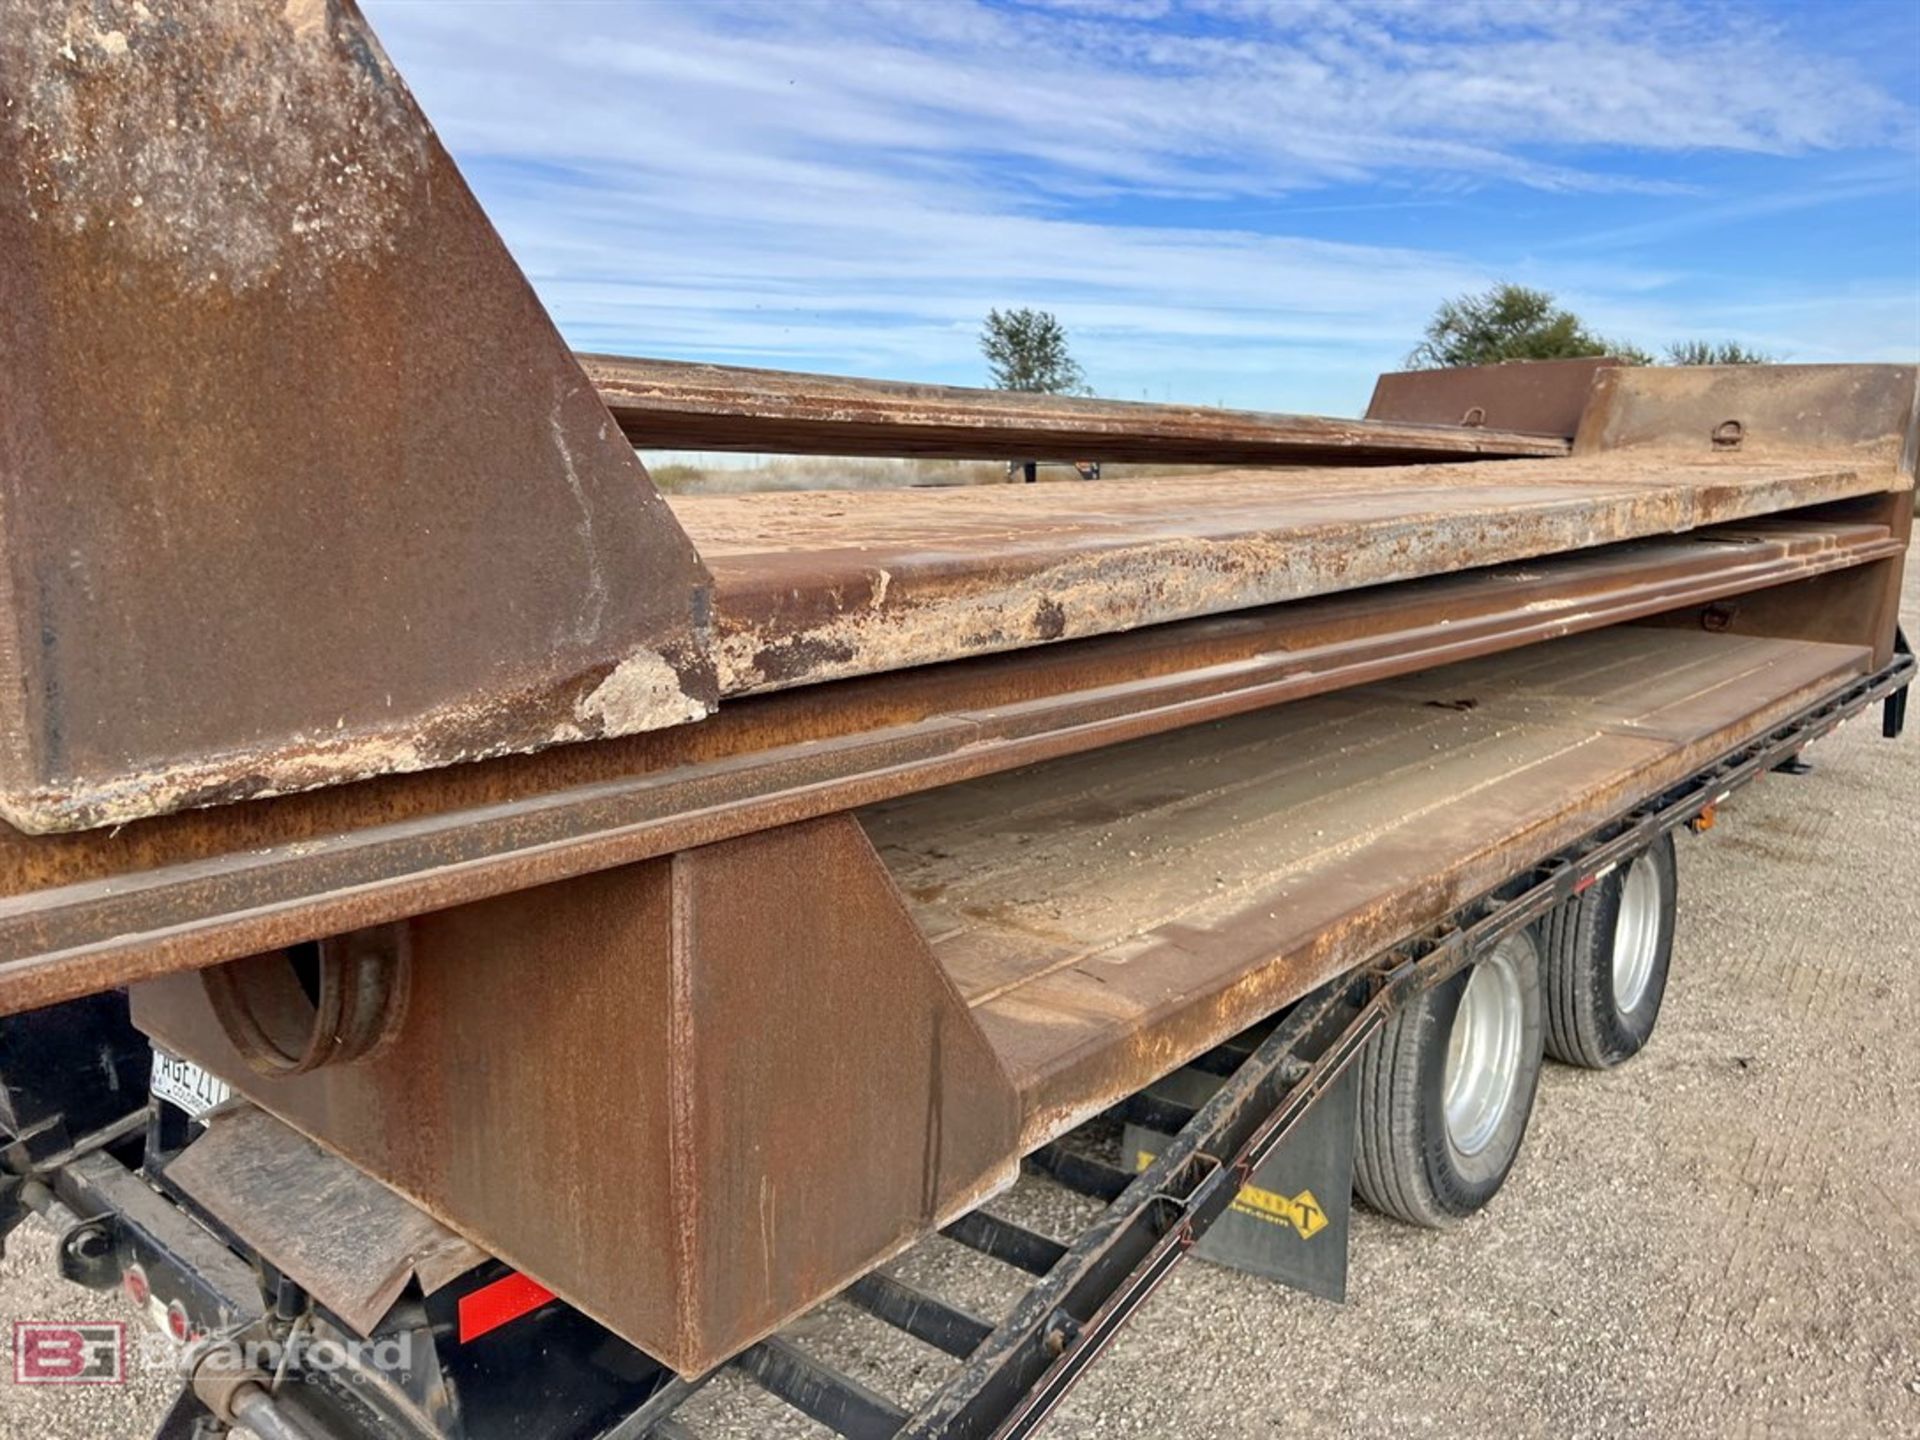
[1133,1151,1328,1241]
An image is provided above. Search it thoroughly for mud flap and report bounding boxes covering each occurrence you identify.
[1124,1065,1356,1302]
[1886,625,1911,739]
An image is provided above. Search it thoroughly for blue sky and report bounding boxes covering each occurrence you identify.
[367,0,1920,416]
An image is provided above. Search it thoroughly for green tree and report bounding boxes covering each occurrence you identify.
[1409,283,1649,368]
[981,307,1087,393]
[1664,339,1774,366]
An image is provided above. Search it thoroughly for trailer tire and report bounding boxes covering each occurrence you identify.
[1353,931,1545,1228]
[1541,833,1676,1069]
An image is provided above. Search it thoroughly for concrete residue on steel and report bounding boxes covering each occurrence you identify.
[0,648,708,833]
[572,651,710,735]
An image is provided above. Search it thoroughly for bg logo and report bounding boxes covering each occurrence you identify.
[11,1322,126,1385]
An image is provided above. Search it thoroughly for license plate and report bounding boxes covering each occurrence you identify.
[149,1049,233,1121]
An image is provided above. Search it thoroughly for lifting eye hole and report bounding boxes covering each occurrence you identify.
[202,926,410,1076]
[1711,419,1744,449]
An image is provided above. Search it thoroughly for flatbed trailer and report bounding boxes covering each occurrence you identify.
[0,6,1914,1439]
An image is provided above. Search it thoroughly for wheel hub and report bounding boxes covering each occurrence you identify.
[1611,854,1662,1013]
[1443,942,1527,1157]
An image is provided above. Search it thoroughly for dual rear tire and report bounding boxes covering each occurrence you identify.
[1542,833,1676,1069]
[1353,930,1545,1228]
[1354,833,1678,1228]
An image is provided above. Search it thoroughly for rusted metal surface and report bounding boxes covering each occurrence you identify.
[581,354,1571,463]
[0,519,1899,1018]
[1573,363,1920,468]
[133,814,1021,1376]
[1365,357,1617,436]
[0,1,714,836]
[0,0,1907,1398]
[0,0,1905,862]
[1573,366,1916,669]
[863,627,1874,1144]
[1644,549,1909,670]
[163,1104,489,1335]
[676,456,1892,692]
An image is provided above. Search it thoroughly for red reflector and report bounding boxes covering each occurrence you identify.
[1573,875,1597,894]
[458,1273,557,1343]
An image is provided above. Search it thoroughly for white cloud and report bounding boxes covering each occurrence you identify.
[365,0,1916,412]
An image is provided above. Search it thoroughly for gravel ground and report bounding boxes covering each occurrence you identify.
[4,565,1917,1440]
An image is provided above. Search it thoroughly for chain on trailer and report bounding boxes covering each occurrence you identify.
[598,650,1911,1440]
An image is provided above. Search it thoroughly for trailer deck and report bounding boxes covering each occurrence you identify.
[865,624,1872,1142]
[113,624,1891,1384]
[567,643,1918,1440]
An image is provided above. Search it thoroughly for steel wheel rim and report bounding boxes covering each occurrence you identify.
[1612,853,1662,1013]
[1443,943,1526,1158]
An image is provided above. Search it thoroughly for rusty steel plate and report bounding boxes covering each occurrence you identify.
[674,456,1892,693]
[1574,363,1920,468]
[1365,356,1618,436]
[0,1,714,836]
[163,1104,490,1335]
[865,628,1876,1143]
[135,815,1021,1376]
[582,354,1571,464]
